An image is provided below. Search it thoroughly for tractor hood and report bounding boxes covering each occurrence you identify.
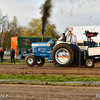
[31,39,55,55]
[31,42,47,47]
[31,39,55,47]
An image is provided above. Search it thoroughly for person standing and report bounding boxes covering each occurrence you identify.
[10,47,15,63]
[1,48,4,63]
[0,49,1,63]
[0,48,4,63]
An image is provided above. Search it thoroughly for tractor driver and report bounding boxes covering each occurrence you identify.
[58,33,66,42]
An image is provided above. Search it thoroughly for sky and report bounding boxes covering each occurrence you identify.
[0,0,100,37]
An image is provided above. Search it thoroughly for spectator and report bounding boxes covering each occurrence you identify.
[10,47,15,63]
[0,48,4,63]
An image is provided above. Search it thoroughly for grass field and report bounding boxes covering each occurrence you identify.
[0,75,100,86]
[0,75,100,82]
[0,59,53,65]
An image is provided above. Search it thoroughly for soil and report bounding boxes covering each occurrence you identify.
[0,63,100,76]
[0,84,99,100]
[0,64,100,100]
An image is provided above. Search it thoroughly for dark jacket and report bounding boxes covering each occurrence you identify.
[10,49,15,57]
[0,50,4,57]
[61,36,66,42]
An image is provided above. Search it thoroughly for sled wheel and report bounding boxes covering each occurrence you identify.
[85,59,94,68]
[36,58,45,67]
[25,55,36,67]
[51,43,75,67]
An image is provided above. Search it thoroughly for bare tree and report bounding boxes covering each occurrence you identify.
[0,10,9,46]
[3,16,21,49]
[9,16,20,36]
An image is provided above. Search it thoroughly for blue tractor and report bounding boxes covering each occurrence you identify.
[20,30,100,68]
[20,30,79,67]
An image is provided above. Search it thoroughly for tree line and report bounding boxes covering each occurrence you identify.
[0,10,60,50]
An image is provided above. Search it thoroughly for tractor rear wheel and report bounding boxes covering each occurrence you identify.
[85,59,94,68]
[25,55,36,67]
[36,58,45,67]
[51,43,75,67]
[71,45,80,67]
[74,45,80,58]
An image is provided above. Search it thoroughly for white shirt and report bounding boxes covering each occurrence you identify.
[68,35,78,45]
[71,35,78,44]
[58,36,63,41]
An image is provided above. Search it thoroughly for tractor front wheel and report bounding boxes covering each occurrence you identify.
[25,55,36,67]
[36,58,45,67]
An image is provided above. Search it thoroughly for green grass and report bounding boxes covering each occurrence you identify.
[0,81,99,86]
[0,59,53,65]
[3,59,25,63]
[0,75,100,86]
[0,75,100,82]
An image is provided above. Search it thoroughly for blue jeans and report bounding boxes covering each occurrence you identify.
[0,56,3,63]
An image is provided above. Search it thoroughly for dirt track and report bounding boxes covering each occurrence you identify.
[0,64,100,100]
[0,63,100,76]
[0,84,99,100]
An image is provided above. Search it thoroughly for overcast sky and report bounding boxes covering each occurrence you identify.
[0,0,100,35]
